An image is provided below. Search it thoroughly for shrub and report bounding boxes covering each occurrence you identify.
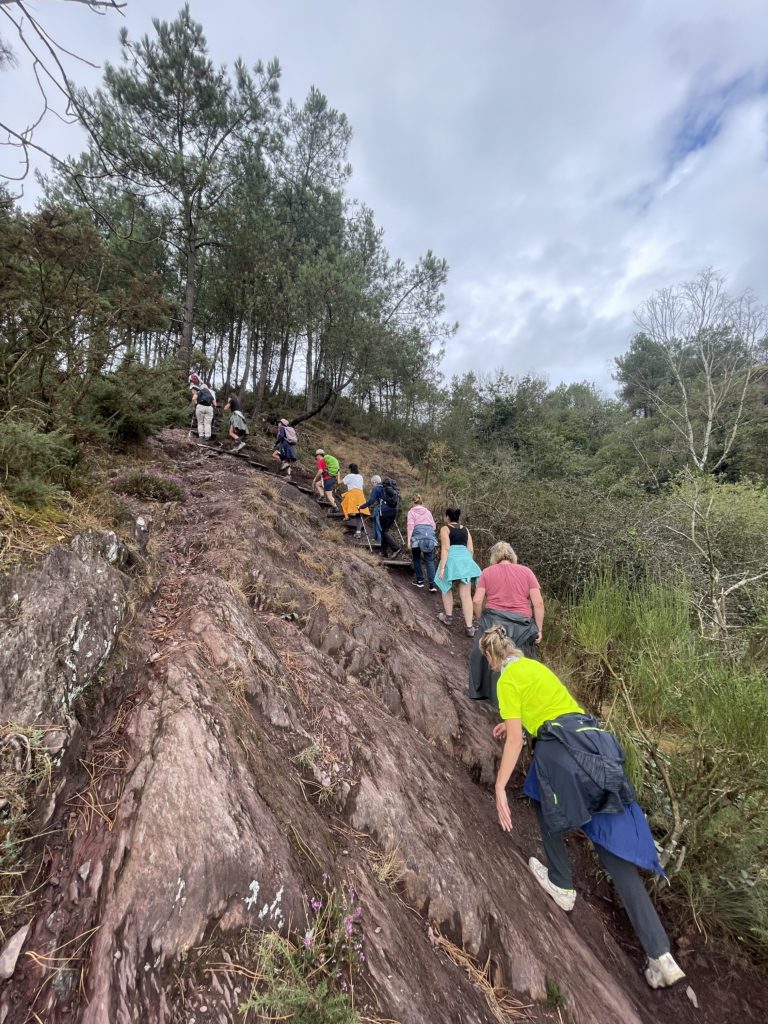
[79,360,188,444]
[436,465,658,598]
[567,573,768,957]
[0,421,77,506]
[114,472,184,503]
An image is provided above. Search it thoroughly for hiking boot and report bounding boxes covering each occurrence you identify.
[528,857,576,911]
[465,624,476,637]
[428,584,438,593]
[279,460,290,471]
[354,530,363,539]
[644,952,685,989]
[437,612,453,626]
[232,441,246,452]
[388,547,403,559]
[412,579,424,589]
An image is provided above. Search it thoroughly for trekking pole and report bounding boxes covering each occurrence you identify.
[359,514,373,553]
[394,518,406,545]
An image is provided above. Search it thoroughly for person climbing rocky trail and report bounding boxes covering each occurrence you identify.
[1,427,765,1024]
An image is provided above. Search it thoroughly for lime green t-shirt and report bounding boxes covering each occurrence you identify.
[497,657,583,736]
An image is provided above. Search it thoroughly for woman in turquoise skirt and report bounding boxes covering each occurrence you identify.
[434,508,482,636]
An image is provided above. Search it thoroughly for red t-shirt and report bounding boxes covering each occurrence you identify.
[477,563,540,615]
[316,457,330,477]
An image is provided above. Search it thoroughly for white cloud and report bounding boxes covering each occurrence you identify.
[2,0,767,392]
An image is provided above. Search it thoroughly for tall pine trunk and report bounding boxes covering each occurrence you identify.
[180,233,197,374]
[304,327,314,411]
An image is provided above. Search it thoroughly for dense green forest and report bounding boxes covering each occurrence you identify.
[2,3,768,970]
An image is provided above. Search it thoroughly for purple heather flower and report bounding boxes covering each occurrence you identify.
[310,898,322,912]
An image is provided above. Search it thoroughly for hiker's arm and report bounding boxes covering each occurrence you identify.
[473,585,486,620]
[437,527,450,578]
[466,528,474,556]
[531,588,544,643]
[358,486,379,511]
[495,718,523,832]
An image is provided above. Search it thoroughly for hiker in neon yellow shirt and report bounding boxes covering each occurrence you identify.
[480,625,686,991]
[497,656,583,736]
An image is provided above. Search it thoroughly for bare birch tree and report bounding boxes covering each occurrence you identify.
[633,268,767,474]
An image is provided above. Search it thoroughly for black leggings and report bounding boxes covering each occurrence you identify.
[378,508,399,556]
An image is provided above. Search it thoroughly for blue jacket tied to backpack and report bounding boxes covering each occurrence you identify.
[522,712,664,876]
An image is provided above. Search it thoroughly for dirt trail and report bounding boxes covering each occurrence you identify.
[2,428,766,1024]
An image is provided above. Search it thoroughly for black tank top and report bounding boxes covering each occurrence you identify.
[448,524,468,546]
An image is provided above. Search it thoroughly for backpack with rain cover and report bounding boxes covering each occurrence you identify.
[324,453,340,476]
[381,478,400,508]
[283,424,298,445]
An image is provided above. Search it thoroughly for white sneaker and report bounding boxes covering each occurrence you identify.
[528,857,576,911]
[644,952,685,989]
[233,441,246,452]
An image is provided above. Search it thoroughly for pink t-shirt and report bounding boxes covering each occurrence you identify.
[477,563,540,615]
[407,505,436,532]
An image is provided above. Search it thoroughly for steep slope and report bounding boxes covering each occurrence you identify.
[0,429,763,1023]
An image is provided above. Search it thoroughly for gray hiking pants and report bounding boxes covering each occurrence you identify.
[195,404,214,438]
[535,804,669,958]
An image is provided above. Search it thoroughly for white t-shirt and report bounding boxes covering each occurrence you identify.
[343,473,364,490]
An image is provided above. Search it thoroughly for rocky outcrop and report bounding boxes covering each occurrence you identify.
[0,530,137,725]
[0,433,739,1024]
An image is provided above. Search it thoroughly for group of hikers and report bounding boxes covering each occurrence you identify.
[394,496,685,990]
[188,375,298,475]
[186,378,685,991]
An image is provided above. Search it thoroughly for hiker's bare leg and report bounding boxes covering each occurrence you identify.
[459,583,474,627]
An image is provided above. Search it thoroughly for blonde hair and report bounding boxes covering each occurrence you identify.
[489,542,518,565]
[479,625,523,668]
[412,493,423,504]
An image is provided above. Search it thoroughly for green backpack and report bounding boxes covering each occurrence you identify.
[324,453,340,475]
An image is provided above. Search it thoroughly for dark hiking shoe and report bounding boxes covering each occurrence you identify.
[428,584,438,593]
[465,624,476,637]
[437,612,453,626]
[412,579,424,588]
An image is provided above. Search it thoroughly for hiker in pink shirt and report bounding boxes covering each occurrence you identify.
[469,541,544,707]
[406,495,438,591]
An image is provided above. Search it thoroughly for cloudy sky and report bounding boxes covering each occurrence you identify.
[2,0,767,392]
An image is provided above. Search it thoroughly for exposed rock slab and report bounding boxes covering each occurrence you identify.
[0,530,134,724]
[1,433,741,1024]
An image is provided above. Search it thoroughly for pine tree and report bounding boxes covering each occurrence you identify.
[77,4,280,373]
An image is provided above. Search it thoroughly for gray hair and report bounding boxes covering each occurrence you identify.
[489,542,518,565]
[371,474,382,485]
